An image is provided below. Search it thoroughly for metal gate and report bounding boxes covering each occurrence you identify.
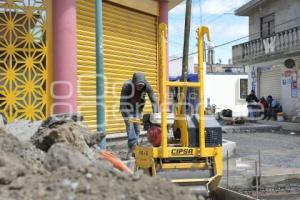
[76,0,97,130]
[0,0,49,122]
[103,2,158,133]
[259,67,282,102]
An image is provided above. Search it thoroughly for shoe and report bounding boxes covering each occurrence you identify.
[126,144,137,160]
[126,152,134,160]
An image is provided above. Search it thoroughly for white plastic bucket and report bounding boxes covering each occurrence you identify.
[277,115,284,122]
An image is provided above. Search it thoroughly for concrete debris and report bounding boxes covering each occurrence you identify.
[0,166,197,200]
[19,142,46,174]
[0,128,23,155]
[0,153,27,185]
[31,122,91,154]
[44,143,92,172]
[39,113,85,129]
[0,128,47,175]
[31,113,104,155]
[0,115,198,200]
[84,132,106,147]
[4,120,42,142]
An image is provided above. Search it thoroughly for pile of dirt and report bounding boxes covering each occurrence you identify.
[0,164,197,200]
[0,128,48,172]
[0,114,198,200]
[30,113,104,159]
[31,122,91,154]
[4,120,42,142]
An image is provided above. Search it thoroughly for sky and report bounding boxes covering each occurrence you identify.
[168,0,251,64]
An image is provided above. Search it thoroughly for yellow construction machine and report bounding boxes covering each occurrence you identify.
[134,24,223,197]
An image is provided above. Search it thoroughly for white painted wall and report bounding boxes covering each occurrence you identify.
[169,58,248,117]
[280,61,300,117]
[204,73,248,118]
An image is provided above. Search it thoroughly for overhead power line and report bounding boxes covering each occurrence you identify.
[168,1,248,47]
[203,1,244,24]
[169,15,300,62]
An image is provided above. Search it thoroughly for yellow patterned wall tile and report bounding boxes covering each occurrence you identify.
[0,0,48,122]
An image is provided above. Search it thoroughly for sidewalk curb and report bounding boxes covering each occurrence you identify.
[221,173,300,189]
[222,124,281,133]
[257,120,300,132]
[106,131,147,141]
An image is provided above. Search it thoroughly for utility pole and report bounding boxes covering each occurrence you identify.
[177,0,192,114]
[181,0,192,82]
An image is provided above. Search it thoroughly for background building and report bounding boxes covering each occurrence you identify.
[232,0,300,119]
[204,63,246,73]
[169,57,248,117]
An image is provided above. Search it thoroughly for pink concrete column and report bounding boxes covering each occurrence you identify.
[159,0,168,25]
[52,0,77,114]
[159,0,169,74]
[159,0,169,105]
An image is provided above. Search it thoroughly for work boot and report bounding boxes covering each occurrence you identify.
[126,144,137,160]
[126,152,134,160]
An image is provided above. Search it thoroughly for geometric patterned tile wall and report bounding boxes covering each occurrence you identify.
[0,0,47,122]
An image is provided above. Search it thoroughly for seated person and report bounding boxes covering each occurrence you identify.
[266,96,282,120]
[259,97,268,119]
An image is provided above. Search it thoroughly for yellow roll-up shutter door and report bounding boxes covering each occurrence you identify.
[103,2,158,133]
[76,0,97,130]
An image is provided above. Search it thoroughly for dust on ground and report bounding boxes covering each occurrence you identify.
[222,130,300,199]
[223,131,300,173]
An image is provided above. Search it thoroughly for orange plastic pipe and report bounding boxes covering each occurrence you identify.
[99,150,132,174]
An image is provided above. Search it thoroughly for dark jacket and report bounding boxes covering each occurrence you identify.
[260,99,268,109]
[246,93,259,103]
[120,73,158,117]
